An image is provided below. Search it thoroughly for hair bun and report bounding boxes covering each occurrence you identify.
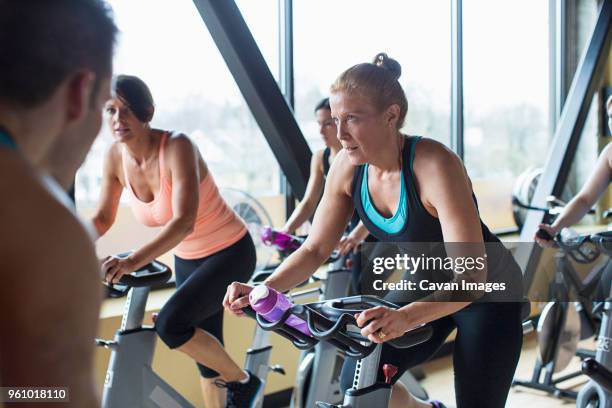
[372,52,401,81]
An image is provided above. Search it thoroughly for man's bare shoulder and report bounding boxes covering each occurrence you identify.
[0,154,98,281]
[0,155,101,395]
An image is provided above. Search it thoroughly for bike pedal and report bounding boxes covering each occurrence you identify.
[269,364,286,375]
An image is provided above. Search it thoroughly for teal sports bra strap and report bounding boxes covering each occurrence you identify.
[0,127,16,150]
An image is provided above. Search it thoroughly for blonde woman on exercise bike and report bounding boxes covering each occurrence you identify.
[537,95,612,247]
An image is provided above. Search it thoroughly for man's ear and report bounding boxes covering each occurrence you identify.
[65,71,96,123]
[384,104,401,129]
[144,106,155,122]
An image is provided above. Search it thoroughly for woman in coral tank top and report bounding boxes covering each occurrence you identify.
[92,75,261,408]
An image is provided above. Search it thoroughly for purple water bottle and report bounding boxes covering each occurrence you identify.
[260,226,303,254]
[249,285,312,337]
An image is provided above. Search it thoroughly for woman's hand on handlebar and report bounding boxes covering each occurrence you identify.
[102,256,136,284]
[535,224,558,248]
[223,282,254,317]
[354,306,413,344]
[337,222,369,256]
[336,235,360,257]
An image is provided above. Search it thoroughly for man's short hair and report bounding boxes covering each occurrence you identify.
[0,0,118,108]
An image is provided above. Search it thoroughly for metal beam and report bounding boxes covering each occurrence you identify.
[450,0,464,158]
[278,0,294,109]
[278,0,296,217]
[516,0,612,289]
[555,0,569,123]
[192,0,310,199]
[549,0,569,135]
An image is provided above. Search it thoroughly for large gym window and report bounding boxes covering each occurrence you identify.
[75,0,282,257]
[236,0,279,83]
[292,0,451,152]
[463,0,550,230]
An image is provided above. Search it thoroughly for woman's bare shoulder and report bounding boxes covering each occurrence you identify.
[327,149,358,197]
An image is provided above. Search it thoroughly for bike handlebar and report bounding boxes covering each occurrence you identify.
[106,252,172,288]
[538,231,612,264]
[246,295,433,360]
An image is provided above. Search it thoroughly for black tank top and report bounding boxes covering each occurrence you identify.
[351,136,518,286]
[322,147,331,178]
[319,147,358,230]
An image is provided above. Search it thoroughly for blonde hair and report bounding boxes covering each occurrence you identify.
[330,52,408,129]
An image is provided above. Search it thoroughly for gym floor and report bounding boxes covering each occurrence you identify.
[420,331,593,407]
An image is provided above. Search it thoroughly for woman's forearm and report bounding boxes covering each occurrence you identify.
[551,195,592,231]
[129,217,193,269]
[264,245,328,292]
[91,215,112,238]
[349,222,369,242]
[283,200,316,233]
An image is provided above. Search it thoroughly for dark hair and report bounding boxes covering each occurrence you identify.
[0,0,117,109]
[314,97,331,113]
[113,75,155,123]
[330,52,408,129]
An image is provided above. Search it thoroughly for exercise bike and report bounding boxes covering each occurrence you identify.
[242,265,287,408]
[512,198,606,399]
[259,227,429,407]
[245,295,434,408]
[259,227,355,407]
[98,254,290,408]
[97,256,195,408]
[577,230,612,407]
[245,264,350,408]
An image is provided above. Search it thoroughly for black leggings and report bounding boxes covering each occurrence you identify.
[155,232,256,378]
[340,301,523,408]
